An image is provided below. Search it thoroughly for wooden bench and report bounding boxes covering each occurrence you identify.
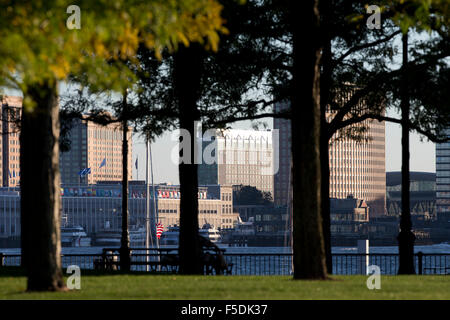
[97,247,233,275]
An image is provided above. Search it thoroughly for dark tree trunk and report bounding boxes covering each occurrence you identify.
[174,44,203,275]
[20,80,65,291]
[320,130,332,273]
[398,32,415,274]
[319,0,333,272]
[120,91,131,271]
[290,0,327,279]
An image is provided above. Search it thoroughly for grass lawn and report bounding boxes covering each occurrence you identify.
[0,267,448,299]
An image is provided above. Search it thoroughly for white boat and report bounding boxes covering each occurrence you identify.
[159,225,222,246]
[232,217,255,236]
[61,226,91,247]
[93,227,147,247]
[199,224,222,243]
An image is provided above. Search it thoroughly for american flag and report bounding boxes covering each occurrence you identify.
[156,222,164,239]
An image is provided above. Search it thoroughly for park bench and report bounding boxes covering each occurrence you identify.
[96,243,233,275]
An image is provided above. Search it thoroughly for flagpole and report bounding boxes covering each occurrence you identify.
[149,140,158,249]
[145,138,151,271]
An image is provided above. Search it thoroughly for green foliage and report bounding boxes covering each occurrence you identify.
[0,0,228,101]
[233,185,273,206]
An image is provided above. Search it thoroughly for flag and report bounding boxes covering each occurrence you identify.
[99,158,106,169]
[156,223,164,239]
[78,168,91,176]
[135,158,138,170]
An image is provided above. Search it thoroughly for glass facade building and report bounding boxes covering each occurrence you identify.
[436,131,450,221]
[274,101,386,217]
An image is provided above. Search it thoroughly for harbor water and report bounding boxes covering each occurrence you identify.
[1,243,449,275]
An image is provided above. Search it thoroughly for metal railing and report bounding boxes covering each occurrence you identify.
[1,252,449,275]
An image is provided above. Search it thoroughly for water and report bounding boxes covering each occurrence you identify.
[2,243,449,275]
[2,242,450,255]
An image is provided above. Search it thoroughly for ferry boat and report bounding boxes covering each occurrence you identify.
[159,225,222,246]
[199,224,222,243]
[61,226,91,247]
[93,225,147,247]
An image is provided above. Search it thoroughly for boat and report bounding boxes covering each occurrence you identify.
[92,226,147,247]
[61,226,91,247]
[129,226,146,247]
[199,224,222,243]
[159,224,222,246]
[159,226,180,246]
[221,217,254,246]
[92,229,121,247]
[232,217,256,236]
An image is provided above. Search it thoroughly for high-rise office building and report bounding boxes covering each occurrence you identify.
[274,101,386,217]
[0,96,132,186]
[59,116,132,184]
[198,129,277,197]
[436,130,450,221]
[1,95,22,187]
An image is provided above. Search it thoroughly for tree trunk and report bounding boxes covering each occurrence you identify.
[319,1,333,272]
[290,0,327,279]
[20,80,65,291]
[120,91,131,272]
[174,44,203,275]
[320,131,332,273]
[398,32,415,274]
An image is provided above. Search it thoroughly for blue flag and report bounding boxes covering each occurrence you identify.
[135,158,138,170]
[78,168,91,176]
[99,158,106,169]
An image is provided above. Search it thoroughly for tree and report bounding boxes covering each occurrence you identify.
[388,0,449,274]
[233,185,273,206]
[127,0,278,274]
[289,0,327,279]
[0,0,227,291]
[205,0,449,275]
[173,44,205,274]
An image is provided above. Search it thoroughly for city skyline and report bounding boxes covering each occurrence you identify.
[1,88,438,186]
[133,113,437,185]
